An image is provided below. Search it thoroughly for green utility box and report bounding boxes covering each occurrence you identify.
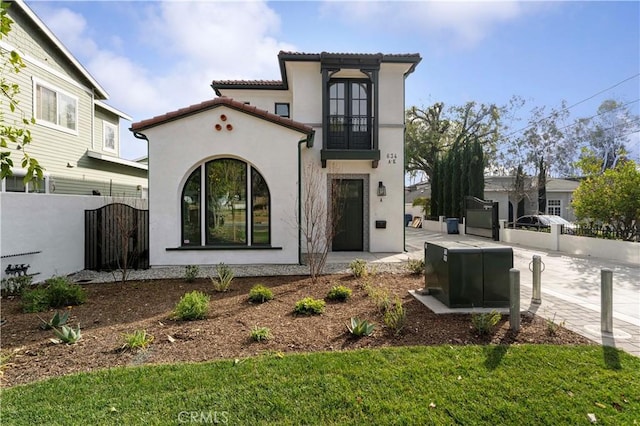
[424,241,513,308]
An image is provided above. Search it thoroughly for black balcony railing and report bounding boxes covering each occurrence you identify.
[326,115,373,150]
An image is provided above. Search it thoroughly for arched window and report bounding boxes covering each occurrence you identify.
[181,158,270,247]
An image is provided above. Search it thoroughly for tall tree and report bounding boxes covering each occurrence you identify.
[405,101,501,184]
[0,1,42,182]
[572,99,638,174]
[572,161,640,241]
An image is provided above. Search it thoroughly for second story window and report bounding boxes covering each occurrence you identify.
[327,79,372,150]
[34,80,77,133]
[275,103,290,117]
[103,122,117,153]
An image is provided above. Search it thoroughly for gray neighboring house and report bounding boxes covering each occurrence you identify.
[405,176,580,222]
[1,0,147,197]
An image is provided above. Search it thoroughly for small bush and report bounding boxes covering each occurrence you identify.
[250,326,272,342]
[44,276,86,308]
[407,258,425,275]
[349,259,368,278]
[39,311,70,330]
[184,265,200,283]
[248,284,273,303]
[471,310,502,335]
[21,286,50,313]
[174,290,210,320]
[293,297,325,315]
[347,317,375,337]
[122,330,154,351]
[384,297,407,335]
[326,285,352,302]
[51,324,82,344]
[211,263,234,292]
[367,286,391,313]
[546,313,565,336]
[1,275,32,296]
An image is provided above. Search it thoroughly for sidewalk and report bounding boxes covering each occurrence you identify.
[404,227,640,357]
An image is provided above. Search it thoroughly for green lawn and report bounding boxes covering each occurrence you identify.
[2,345,638,425]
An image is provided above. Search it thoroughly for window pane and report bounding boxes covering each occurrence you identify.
[5,175,26,192]
[182,168,201,246]
[275,103,290,117]
[58,93,76,130]
[206,159,246,245]
[104,124,116,151]
[251,167,270,244]
[29,177,46,193]
[36,85,57,124]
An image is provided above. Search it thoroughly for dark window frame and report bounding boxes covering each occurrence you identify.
[274,102,290,118]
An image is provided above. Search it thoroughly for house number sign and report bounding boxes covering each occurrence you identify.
[387,153,398,164]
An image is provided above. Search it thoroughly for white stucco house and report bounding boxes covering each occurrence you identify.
[130,51,421,266]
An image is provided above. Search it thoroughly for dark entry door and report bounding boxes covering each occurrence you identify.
[332,179,364,251]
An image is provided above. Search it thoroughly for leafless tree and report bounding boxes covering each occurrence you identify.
[300,163,345,283]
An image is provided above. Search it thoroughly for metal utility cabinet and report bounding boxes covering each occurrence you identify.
[424,241,513,308]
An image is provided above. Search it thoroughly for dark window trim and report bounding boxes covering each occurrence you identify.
[251,166,271,246]
[274,102,290,118]
[167,245,282,251]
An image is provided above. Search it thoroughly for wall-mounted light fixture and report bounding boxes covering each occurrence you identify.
[377,181,386,197]
[66,162,74,168]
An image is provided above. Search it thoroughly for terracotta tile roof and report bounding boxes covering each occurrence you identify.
[212,51,421,95]
[130,97,314,136]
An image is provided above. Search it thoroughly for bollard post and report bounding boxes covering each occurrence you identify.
[531,255,542,304]
[601,269,613,333]
[510,268,520,331]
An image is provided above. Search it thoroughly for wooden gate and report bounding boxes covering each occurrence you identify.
[85,203,149,271]
[464,196,499,241]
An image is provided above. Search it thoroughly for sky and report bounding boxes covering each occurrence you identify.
[26,0,640,163]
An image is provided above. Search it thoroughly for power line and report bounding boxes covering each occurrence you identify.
[503,73,640,139]
[555,99,640,133]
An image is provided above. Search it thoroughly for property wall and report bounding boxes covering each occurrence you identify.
[499,221,638,264]
[144,105,305,266]
[0,193,147,283]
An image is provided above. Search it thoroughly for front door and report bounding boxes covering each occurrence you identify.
[332,179,363,251]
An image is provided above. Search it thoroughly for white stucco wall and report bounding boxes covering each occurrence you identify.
[0,193,146,283]
[144,106,307,266]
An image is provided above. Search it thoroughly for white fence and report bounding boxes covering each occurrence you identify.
[1,193,147,284]
[498,220,639,265]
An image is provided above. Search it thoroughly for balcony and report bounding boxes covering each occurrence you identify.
[321,115,380,167]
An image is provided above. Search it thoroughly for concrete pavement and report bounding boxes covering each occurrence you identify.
[403,227,640,357]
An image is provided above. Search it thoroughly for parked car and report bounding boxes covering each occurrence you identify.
[511,215,576,233]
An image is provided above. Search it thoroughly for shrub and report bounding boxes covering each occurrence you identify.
[407,258,425,275]
[349,259,368,278]
[44,276,87,308]
[184,265,200,283]
[174,291,210,320]
[211,263,234,292]
[250,326,272,342]
[51,324,82,344]
[293,297,325,315]
[384,297,407,335]
[326,285,352,302]
[21,286,50,313]
[1,275,32,296]
[347,317,375,337]
[368,286,391,313]
[39,311,70,330]
[248,284,273,303]
[546,313,565,336]
[122,330,154,351]
[471,310,502,335]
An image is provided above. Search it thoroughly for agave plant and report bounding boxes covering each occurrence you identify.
[347,317,375,337]
[39,311,70,330]
[51,324,82,344]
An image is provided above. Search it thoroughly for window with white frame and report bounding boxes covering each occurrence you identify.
[547,199,561,216]
[34,79,77,132]
[103,122,117,153]
[1,171,48,193]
